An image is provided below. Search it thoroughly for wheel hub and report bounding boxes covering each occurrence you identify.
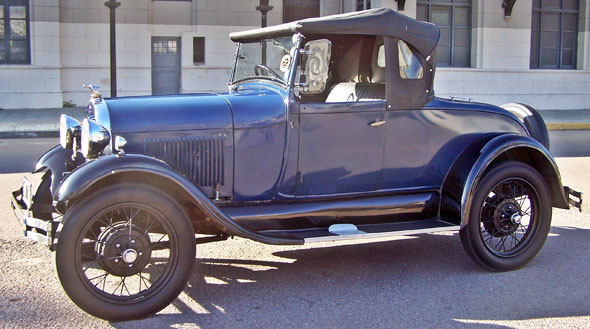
[492,199,521,235]
[122,249,138,264]
[96,223,152,277]
[511,213,522,225]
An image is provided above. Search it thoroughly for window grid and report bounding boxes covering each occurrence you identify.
[417,0,471,67]
[0,0,30,64]
[530,0,579,69]
[152,40,178,54]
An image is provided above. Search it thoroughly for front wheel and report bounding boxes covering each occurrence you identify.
[56,184,196,321]
[460,161,552,271]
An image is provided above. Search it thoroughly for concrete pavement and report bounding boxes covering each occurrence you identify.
[541,109,590,131]
[0,106,86,138]
[0,105,589,138]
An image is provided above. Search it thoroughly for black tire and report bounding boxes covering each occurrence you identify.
[501,103,550,151]
[55,183,196,321]
[460,161,552,271]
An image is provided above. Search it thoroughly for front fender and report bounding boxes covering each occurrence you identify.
[33,145,74,196]
[55,154,302,246]
[441,133,568,228]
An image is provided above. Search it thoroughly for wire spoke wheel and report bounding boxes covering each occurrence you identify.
[479,178,539,257]
[460,161,552,271]
[56,184,195,321]
[77,204,176,301]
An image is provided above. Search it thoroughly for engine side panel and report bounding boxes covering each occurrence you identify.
[116,129,233,198]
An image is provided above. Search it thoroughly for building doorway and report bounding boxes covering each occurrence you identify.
[151,37,181,95]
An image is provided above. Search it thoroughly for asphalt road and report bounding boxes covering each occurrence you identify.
[0,134,589,328]
[0,138,58,174]
[549,130,590,157]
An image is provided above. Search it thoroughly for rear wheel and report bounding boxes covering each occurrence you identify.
[460,161,552,271]
[55,184,195,321]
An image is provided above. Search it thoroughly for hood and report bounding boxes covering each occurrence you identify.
[105,93,233,134]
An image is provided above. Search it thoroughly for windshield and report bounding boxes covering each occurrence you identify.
[232,36,295,84]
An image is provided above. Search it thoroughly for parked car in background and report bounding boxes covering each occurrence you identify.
[11,8,583,321]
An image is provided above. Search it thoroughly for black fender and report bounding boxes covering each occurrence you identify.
[501,103,550,151]
[55,153,303,246]
[441,133,568,228]
[33,145,75,196]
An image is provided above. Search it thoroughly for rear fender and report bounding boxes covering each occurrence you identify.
[55,153,302,245]
[441,133,568,228]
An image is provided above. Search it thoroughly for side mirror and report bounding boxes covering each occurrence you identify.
[299,39,331,95]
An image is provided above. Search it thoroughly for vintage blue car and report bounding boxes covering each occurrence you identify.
[11,8,583,321]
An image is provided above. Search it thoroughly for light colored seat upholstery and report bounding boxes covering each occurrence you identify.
[325,82,385,103]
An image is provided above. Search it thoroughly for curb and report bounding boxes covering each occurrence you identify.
[546,122,590,131]
[0,131,59,139]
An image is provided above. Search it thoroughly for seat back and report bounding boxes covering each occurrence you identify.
[325,82,385,103]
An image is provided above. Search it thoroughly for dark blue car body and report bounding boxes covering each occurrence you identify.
[106,87,521,201]
[44,80,568,241]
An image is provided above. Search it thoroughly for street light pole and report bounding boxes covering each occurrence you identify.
[255,0,273,66]
[104,0,121,98]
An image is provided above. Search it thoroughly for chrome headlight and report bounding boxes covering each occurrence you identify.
[81,118,111,158]
[60,114,82,149]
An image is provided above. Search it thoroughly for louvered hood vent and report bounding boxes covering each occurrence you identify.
[144,136,225,187]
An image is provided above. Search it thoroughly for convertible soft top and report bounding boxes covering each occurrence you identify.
[229,8,441,57]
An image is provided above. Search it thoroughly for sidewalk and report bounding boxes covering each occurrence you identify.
[539,110,590,131]
[0,107,87,138]
[0,106,588,138]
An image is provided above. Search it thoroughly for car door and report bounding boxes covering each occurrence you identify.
[295,100,386,197]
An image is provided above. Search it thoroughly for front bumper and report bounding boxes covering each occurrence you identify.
[11,178,58,250]
[564,186,584,212]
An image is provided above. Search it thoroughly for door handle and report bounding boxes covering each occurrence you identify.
[369,119,386,127]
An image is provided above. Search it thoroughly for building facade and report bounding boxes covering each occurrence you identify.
[0,0,589,110]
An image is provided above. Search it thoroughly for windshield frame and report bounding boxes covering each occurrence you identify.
[229,34,303,88]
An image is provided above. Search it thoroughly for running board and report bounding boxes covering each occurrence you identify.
[262,219,460,244]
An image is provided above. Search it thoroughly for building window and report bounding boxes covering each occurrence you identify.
[357,0,371,11]
[283,0,319,23]
[0,0,30,64]
[193,37,205,64]
[417,0,471,67]
[153,39,178,54]
[531,0,578,69]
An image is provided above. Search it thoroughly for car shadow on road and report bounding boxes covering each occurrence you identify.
[112,225,590,329]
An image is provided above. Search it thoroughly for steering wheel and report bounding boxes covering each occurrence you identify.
[254,64,282,79]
